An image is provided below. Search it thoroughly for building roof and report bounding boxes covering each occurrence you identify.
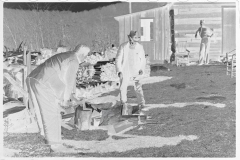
[114,2,236,20]
[114,2,169,20]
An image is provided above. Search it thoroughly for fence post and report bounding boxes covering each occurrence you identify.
[27,50,31,75]
[23,46,28,106]
[26,47,35,117]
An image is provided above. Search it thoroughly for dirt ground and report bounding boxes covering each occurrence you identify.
[3,64,236,157]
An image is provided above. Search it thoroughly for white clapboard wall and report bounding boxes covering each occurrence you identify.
[174,3,224,61]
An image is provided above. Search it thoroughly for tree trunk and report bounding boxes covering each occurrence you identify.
[5,23,17,49]
[39,25,45,48]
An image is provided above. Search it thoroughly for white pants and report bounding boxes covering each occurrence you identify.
[119,76,145,105]
[199,37,211,64]
[26,77,62,144]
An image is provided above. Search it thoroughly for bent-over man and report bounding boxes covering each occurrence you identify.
[26,44,90,151]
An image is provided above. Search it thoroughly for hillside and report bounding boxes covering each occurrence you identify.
[3,2,167,52]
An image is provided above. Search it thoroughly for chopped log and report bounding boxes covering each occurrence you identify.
[62,113,75,119]
[94,71,102,74]
[92,75,101,80]
[74,105,93,130]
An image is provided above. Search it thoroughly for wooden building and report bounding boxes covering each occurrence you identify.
[114,2,236,64]
[173,2,236,62]
[114,3,171,64]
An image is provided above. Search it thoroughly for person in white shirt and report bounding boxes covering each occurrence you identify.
[115,31,146,115]
[195,20,214,65]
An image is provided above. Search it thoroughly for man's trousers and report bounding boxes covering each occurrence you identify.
[26,77,62,144]
[119,76,145,105]
[199,37,211,64]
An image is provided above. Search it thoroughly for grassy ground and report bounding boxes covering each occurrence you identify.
[3,64,236,157]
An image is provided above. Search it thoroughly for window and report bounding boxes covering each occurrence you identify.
[140,18,154,41]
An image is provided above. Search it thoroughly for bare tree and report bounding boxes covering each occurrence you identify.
[3,16,17,49]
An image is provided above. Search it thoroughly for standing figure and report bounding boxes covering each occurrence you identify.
[195,20,214,65]
[26,44,90,151]
[115,31,147,115]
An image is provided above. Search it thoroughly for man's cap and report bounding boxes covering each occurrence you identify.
[200,20,205,23]
[128,30,137,38]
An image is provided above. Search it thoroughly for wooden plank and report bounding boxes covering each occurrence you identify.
[162,7,166,61]
[175,17,221,25]
[27,51,31,75]
[175,12,221,19]
[23,46,28,107]
[175,37,222,42]
[175,24,221,30]
[157,8,163,61]
[175,8,221,15]
[187,41,221,45]
[174,3,231,9]
[175,33,222,39]
[222,7,236,55]
[175,28,221,33]
[180,44,221,49]
[175,32,222,37]
[185,46,221,51]
[176,35,222,40]
[160,9,164,61]
[154,9,159,61]
[164,6,170,61]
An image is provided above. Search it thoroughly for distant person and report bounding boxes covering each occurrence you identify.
[112,44,117,50]
[115,31,146,115]
[26,44,90,152]
[35,52,44,65]
[195,20,214,65]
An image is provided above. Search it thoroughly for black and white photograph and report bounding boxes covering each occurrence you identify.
[2,0,238,158]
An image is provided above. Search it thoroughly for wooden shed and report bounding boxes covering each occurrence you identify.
[114,2,236,64]
[114,3,171,64]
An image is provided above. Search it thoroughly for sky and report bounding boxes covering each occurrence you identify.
[3,1,122,12]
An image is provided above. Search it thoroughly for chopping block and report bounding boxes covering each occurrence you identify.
[108,119,138,135]
[74,103,93,130]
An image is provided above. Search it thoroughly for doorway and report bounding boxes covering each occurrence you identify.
[140,18,155,62]
[222,6,236,55]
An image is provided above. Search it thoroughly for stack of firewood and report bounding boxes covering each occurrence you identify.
[92,61,118,82]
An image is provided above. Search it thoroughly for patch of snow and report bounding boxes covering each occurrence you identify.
[62,134,198,153]
[3,148,22,157]
[88,76,172,105]
[4,108,39,133]
[130,102,226,111]
[129,76,172,85]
